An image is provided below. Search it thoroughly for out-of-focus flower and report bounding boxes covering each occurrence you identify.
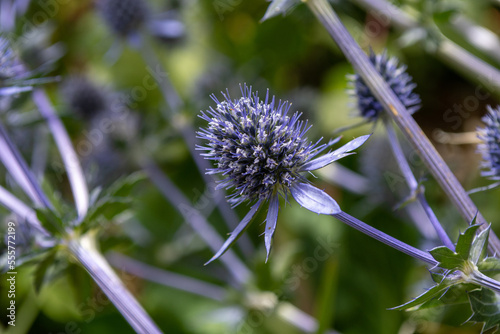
[477,106,500,183]
[62,76,109,121]
[348,50,420,121]
[197,84,369,261]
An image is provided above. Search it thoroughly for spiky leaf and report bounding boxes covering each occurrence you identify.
[468,288,500,332]
[261,0,300,22]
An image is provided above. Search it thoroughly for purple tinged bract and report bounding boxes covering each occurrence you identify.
[478,106,500,182]
[197,84,370,262]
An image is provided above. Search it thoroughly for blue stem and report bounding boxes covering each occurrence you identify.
[384,118,455,250]
[332,211,437,266]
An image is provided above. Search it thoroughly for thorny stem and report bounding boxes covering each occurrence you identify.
[32,89,89,220]
[383,118,455,250]
[66,236,162,334]
[138,35,254,256]
[332,211,438,266]
[306,0,500,254]
[141,159,251,285]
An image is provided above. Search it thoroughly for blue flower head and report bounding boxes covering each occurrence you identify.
[0,37,31,96]
[197,84,370,262]
[349,50,421,121]
[97,0,149,37]
[477,106,500,182]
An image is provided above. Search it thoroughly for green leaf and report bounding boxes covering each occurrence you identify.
[429,246,464,270]
[478,257,500,276]
[105,172,145,198]
[471,226,490,265]
[456,224,480,260]
[468,288,500,332]
[261,0,300,22]
[36,208,65,236]
[80,197,132,232]
[33,248,57,293]
[390,279,455,311]
[432,8,458,24]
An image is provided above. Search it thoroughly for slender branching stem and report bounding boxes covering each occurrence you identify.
[66,236,162,334]
[106,251,227,301]
[0,185,48,236]
[32,89,89,220]
[0,122,50,208]
[141,159,251,285]
[332,211,438,266]
[383,118,455,250]
[306,0,500,254]
[469,270,500,294]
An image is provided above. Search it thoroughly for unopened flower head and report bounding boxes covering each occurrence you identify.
[198,84,370,262]
[63,76,109,120]
[349,50,420,121]
[477,106,500,181]
[97,0,149,37]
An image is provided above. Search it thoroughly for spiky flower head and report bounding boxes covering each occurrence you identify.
[198,84,369,262]
[477,106,500,182]
[97,0,149,37]
[349,50,421,121]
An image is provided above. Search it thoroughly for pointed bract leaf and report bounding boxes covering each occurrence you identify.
[299,135,371,172]
[390,279,455,311]
[471,225,490,265]
[105,172,145,198]
[261,0,300,22]
[468,288,500,332]
[36,208,64,236]
[456,224,480,261]
[429,246,465,270]
[264,195,279,262]
[205,200,263,265]
[290,182,340,215]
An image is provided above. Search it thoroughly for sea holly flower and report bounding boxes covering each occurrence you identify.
[197,84,370,262]
[348,50,420,121]
[477,106,500,187]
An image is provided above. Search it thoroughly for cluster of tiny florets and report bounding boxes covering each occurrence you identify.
[350,50,421,121]
[197,85,319,205]
[477,106,500,180]
[97,0,149,37]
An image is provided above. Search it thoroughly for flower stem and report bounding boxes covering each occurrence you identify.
[332,211,437,266]
[141,159,251,285]
[66,236,162,333]
[306,0,500,254]
[33,89,89,220]
[106,251,227,301]
[383,118,455,250]
[469,270,500,294]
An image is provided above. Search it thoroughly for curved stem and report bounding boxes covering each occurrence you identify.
[33,89,89,220]
[384,118,455,250]
[306,0,500,255]
[67,236,162,334]
[469,270,500,294]
[332,211,437,266]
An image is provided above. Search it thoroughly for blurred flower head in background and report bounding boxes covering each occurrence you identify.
[349,50,420,121]
[477,105,500,181]
[62,75,109,121]
[97,0,150,37]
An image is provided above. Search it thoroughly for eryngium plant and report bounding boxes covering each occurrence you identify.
[477,106,500,184]
[197,84,369,261]
[349,50,421,121]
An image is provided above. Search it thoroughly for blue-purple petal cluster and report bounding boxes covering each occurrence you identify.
[477,106,500,181]
[198,84,369,263]
[349,50,420,121]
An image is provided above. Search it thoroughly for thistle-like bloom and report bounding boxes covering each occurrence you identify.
[62,76,109,120]
[349,50,420,121]
[0,37,32,97]
[97,0,149,37]
[197,84,369,262]
[477,106,500,183]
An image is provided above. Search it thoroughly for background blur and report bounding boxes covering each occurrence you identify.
[1,0,500,333]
